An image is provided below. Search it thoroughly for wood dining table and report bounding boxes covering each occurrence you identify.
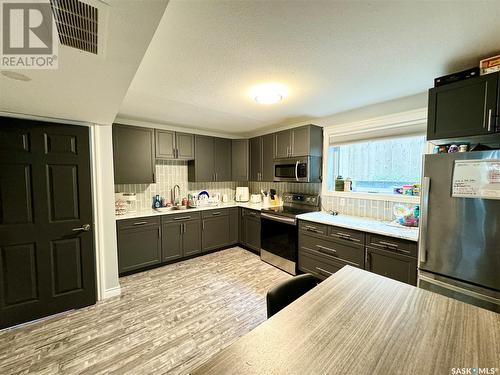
[191,265,500,375]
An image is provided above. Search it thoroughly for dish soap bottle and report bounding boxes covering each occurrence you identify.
[335,176,345,191]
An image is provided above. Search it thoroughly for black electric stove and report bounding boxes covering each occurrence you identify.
[260,193,320,275]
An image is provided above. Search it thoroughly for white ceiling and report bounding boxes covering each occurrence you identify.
[118,0,500,136]
[0,0,168,125]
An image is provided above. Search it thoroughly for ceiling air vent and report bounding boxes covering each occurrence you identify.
[50,0,98,54]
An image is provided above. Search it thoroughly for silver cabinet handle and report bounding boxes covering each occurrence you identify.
[183,223,186,233]
[73,224,91,232]
[316,244,336,254]
[295,161,299,181]
[419,176,430,264]
[132,221,148,226]
[487,109,493,132]
[173,216,191,221]
[315,267,333,277]
[212,212,221,216]
[202,220,205,231]
[379,241,399,249]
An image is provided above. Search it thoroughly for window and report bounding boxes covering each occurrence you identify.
[327,134,426,194]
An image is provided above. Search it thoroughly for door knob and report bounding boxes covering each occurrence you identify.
[72,224,91,232]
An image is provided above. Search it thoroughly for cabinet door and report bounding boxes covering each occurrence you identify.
[176,132,195,160]
[249,136,262,181]
[229,207,239,245]
[231,139,249,181]
[183,220,202,256]
[118,224,161,273]
[365,247,417,286]
[155,129,175,159]
[113,124,155,184]
[191,135,215,181]
[214,137,232,181]
[427,73,498,140]
[274,130,291,158]
[261,133,274,182]
[202,215,230,252]
[161,222,183,262]
[245,216,261,252]
[291,126,310,157]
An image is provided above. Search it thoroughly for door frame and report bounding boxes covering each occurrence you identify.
[0,111,119,301]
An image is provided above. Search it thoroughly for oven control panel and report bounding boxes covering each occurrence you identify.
[282,193,320,207]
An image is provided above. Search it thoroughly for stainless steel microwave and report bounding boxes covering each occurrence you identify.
[273,156,322,183]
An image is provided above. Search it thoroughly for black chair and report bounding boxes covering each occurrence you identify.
[266,273,318,318]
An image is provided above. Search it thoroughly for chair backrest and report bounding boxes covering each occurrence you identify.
[266,273,317,318]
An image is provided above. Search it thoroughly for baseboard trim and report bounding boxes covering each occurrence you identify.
[102,286,121,300]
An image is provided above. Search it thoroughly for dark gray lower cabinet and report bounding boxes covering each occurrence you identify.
[241,209,261,252]
[229,207,239,245]
[202,210,230,252]
[298,220,417,285]
[365,247,417,285]
[117,217,162,274]
[162,213,201,261]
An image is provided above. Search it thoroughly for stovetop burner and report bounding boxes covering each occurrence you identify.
[261,206,317,218]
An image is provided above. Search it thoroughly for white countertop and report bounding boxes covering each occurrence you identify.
[115,201,277,221]
[296,211,419,242]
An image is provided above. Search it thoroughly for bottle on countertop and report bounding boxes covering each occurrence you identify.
[344,178,352,192]
[153,194,161,208]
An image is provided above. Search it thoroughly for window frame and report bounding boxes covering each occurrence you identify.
[320,108,430,203]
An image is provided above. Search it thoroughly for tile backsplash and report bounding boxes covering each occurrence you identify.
[115,161,415,221]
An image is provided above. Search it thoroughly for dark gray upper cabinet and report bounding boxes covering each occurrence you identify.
[249,136,262,181]
[231,139,249,181]
[427,72,499,141]
[262,133,274,181]
[155,130,194,160]
[189,135,215,181]
[189,136,231,182]
[113,124,155,184]
[274,125,323,159]
[249,134,274,182]
[117,217,161,274]
[214,137,232,181]
[155,130,175,159]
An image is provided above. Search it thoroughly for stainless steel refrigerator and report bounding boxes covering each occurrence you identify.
[418,150,500,313]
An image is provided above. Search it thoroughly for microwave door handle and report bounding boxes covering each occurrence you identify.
[295,161,299,181]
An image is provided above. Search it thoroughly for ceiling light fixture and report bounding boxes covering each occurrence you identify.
[250,83,288,105]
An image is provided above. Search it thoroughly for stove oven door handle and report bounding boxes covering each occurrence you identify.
[261,212,297,226]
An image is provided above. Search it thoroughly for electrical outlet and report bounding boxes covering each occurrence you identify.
[340,198,346,206]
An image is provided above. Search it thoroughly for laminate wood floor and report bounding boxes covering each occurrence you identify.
[0,247,291,375]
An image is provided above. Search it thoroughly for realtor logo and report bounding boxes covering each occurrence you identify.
[1,0,58,69]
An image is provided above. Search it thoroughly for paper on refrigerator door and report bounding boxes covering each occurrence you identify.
[452,159,500,199]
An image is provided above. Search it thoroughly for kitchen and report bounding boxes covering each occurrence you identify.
[1,1,500,374]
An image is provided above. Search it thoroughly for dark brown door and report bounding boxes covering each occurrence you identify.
[0,117,96,329]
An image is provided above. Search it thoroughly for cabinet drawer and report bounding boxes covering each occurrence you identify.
[242,208,260,218]
[162,212,201,224]
[298,248,344,280]
[299,221,328,236]
[117,216,160,231]
[366,233,417,258]
[328,226,364,245]
[201,208,229,218]
[299,233,364,268]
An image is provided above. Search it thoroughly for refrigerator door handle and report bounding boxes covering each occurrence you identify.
[419,176,430,264]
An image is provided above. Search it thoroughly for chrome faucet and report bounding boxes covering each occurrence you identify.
[172,184,180,205]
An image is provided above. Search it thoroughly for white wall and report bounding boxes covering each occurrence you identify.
[92,124,120,299]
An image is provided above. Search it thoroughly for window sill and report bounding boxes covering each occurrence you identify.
[323,190,420,204]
